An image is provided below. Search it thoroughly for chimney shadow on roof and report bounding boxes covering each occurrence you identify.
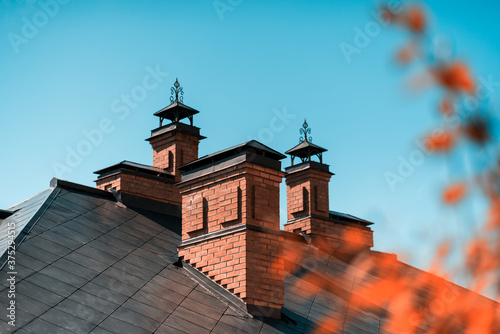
[260,307,315,333]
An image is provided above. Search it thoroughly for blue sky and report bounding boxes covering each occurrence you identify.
[1,0,500,277]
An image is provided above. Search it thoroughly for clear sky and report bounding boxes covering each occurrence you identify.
[1,0,500,275]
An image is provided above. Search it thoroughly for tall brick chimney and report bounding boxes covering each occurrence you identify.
[146,78,205,181]
[177,141,286,318]
[94,79,204,207]
[284,120,373,254]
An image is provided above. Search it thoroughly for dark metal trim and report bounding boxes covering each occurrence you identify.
[285,214,373,230]
[50,178,114,199]
[180,152,282,184]
[181,260,251,317]
[285,161,333,175]
[178,224,247,247]
[179,223,297,248]
[147,122,206,141]
[0,209,15,219]
[94,168,176,184]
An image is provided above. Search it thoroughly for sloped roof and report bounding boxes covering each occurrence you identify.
[0,180,497,333]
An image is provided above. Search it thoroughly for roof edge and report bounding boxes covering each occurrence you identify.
[50,178,115,199]
[0,186,60,270]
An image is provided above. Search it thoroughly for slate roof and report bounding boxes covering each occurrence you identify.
[0,179,497,333]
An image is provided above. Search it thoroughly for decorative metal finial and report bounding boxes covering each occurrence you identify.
[170,78,184,103]
[299,119,312,143]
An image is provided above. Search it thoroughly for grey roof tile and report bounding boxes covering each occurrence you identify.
[40,308,96,334]
[89,273,139,297]
[39,265,91,288]
[111,259,157,281]
[71,214,115,234]
[141,281,187,305]
[110,306,161,332]
[80,281,129,304]
[25,272,78,297]
[100,267,146,289]
[15,252,47,271]
[55,298,108,324]
[155,323,189,333]
[25,234,73,257]
[22,317,74,334]
[170,305,218,330]
[50,225,94,244]
[96,233,137,252]
[11,291,52,316]
[17,280,65,306]
[131,290,178,314]
[162,314,211,334]
[0,320,22,333]
[68,290,119,315]
[121,252,165,273]
[17,243,61,264]
[122,298,170,323]
[74,244,121,266]
[51,257,99,280]
[62,219,104,239]
[64,252,110,272]
[85,239,127,259]
[13,308,37,327]
[38,230,83,250]
[98,316,151,334]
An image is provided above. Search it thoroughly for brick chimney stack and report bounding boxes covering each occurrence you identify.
[146,78,205,182]
[94,79,204,206]
[177,141,286,318]
[284,120,374,253]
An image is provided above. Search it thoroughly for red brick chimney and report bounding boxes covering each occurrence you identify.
[284,120,373,254]
[94,79,204,206]
[177,141,286,318]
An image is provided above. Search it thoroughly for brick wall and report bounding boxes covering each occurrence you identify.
[96,171,181,205]
[148,130,200,181]
[284,216,374,248]
[178,160,285,314]
[286,167,331,220]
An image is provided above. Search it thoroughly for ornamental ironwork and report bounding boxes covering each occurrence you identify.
[299,119,312,143]
[170,78,184,103]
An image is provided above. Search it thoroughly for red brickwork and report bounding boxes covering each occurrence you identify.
[286,167,331,220]
[148,130,200,181]
[178,161,285,312]
[285,165,373,249]
[96,171,181,205]
[284,216,374,248]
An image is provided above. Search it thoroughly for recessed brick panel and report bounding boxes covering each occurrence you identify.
[178,160,285,312]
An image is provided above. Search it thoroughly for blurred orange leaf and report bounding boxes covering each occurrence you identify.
[406,7,426,33]
[432,62,475,94]
[443,182,467,204]
[440,97,454,115]
[425,131,455,152]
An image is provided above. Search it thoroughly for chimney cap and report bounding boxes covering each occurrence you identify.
[93,160,174,179]
[153,78,200,126]
[286,119,327,165]
[329,210,374,226]
[178,140,286,173]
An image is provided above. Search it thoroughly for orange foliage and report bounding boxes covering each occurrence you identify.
[439,97,454,115]
[282,3,500,333]
[432,62,475,94]
[442,183,467,204]
[425,131,454,152]
[405,7,426,33]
